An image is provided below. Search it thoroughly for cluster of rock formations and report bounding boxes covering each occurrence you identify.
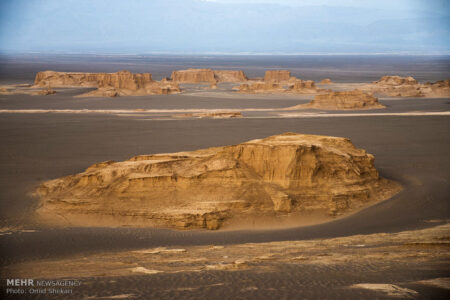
[295,90,385,110]
[238,70,322,94]
[34,70,181,97]
[364,75,450,98]
[35,133,401,230]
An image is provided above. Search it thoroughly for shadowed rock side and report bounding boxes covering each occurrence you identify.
[290,90,385,110]
[364,75,450,98]
[35,133,401,230]
[238,79,322,94]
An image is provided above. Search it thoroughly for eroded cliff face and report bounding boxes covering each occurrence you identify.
[299,90,385,110]
[214,70,248,82]
[81,71,180,97]
[170,69,248,83]
[35,133,401,230]
[171,69,217,83]
[364,76,450,98]
[34,71,102,87]
[34,70,180,96]
[264,70,292,83]
[287,80,318,94]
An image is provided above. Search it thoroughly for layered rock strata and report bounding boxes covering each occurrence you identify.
[35,133,400,230]
[34,71,102,88]
[214,70,248,82]
[298,90,385,110]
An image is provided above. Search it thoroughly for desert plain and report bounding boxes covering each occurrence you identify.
[0,54,449,299]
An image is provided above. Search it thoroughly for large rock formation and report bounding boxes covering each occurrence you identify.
[264,70,292,83]
[214,70,248,82]
[35,133,400,230]
[171,69,248,84]
[298,90,385,110]
[363,75,450,98]
[34,71,104,88]
[171,69,217,84]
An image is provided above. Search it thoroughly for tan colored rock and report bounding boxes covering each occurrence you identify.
[365,75,423,97]
[287,79,318,94]
[422,79,450,97]
[214,70,247,82]
[78,71,180,97]
[171,69,216,83]
[37,88,56,95]
[320,78,333,84]
[299,90,385,110]
[264,70,291,82]
[34,71,103,88]
[238,81,285,93]
[35,133,400,230]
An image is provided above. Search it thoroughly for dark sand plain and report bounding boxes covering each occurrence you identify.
[0,55,449,299]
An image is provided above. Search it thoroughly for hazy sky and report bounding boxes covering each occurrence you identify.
[0,0,449,54]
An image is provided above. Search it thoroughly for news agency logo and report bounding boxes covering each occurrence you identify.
[6,279,34,287]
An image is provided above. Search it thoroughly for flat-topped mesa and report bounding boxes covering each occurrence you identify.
[214,70,248,82]
[264,70,293,83]
[35,133,401,230]
[171,69,217,84]
[302,90,385,110]
[34,71,103,88]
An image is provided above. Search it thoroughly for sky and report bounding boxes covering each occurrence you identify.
[0,0,449,54]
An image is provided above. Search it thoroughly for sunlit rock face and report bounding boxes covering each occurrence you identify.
[35,133,401,230]
[304,90,385,110]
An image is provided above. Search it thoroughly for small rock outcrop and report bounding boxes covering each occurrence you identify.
[320,78,333,84]
[287,80,318,94]
[35,133,400,230]
[299,90,385,110]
